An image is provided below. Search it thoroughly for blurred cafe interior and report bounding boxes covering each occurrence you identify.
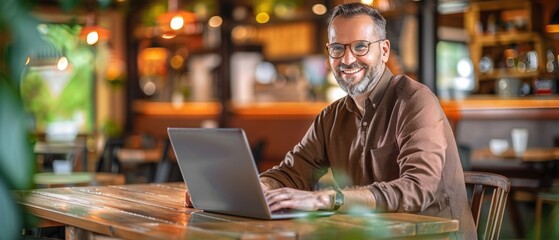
[2,0,559,238]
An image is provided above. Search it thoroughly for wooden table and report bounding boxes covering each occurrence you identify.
[472,147,559,238]
[34,141,88,171]
[472,147,559,188]
[33,172,125,188]
[16,183,459,239]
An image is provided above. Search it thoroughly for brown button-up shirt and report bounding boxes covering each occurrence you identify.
[261,69,476,239]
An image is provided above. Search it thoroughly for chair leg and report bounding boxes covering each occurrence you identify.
[153,160,171,183]
[507,192,525,238]
[544,203,559,239]
[535,197,543,240]
[152,139,171,183]
[21,227,41,237]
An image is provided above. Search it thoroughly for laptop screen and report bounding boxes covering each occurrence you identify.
[168,128,273,219]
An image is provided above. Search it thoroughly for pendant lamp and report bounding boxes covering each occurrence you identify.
[157,0,197,38]
[79,12,110,45]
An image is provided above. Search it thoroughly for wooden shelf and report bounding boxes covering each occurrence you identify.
[476,32,541,45]
[467,0,528,12]
[465,0,544,91]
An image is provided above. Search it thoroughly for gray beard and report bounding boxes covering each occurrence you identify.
[336,62,382,96]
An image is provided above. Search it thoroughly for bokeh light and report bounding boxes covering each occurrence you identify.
[208,16,223,28]
[312,4,327,15]
[170,15,184,30]
[255,12,270,24]
[86,31,99,45]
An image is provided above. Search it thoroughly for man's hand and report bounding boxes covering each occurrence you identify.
[264,188,334,212]
[260,177,283,192]
[260,182,271,192]
[184,190,193,208]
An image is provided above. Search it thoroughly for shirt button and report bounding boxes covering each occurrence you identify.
[362,122,368,126]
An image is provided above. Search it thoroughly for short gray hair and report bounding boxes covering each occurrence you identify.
[328,3,386,39]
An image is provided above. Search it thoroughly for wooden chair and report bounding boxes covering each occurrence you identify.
[464,171,511,240]
[152,138,173,183]
[534,191,559,239]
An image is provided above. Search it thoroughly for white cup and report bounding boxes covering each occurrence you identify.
[511,128,529,157]
[53,160,73,174]
[489,139,509,156]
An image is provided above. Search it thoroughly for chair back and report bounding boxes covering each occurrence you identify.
[464,171,511,240]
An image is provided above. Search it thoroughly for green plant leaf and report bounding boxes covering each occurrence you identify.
[0,179,23,240]
[0,73,34,190]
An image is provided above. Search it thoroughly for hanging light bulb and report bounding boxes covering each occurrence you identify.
[80,12,110,45]
[157,0,197,37]
[170,15,185,30]
[86,31,99,45]
[24,25,73,99]
[57,56,69,71]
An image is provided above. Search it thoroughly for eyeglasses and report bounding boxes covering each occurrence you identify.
[325,39,385,59]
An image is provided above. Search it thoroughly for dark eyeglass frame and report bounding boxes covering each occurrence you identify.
[325,39,385,59]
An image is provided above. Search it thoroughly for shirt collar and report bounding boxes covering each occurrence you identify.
[367,67,393,110]
[344,68,394,112]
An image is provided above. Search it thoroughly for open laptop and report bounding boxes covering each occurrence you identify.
[167,127,334,220]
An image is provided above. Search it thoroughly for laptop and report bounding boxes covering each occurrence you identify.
[167,127,334,220]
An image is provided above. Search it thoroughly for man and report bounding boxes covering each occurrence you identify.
[185,3,476,239]
[259,3,476,239]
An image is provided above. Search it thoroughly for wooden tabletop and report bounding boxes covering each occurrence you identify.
[16,183,459,239]
[473,147,559,162]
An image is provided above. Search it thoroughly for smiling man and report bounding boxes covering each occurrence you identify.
[259,3,476,239]
[184,2,476,239]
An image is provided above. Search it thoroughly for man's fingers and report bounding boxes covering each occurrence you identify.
[261,182,270,192]
[265,188,290,203]
[265,188,326,211]
[184,190,193,208]
[269,199,295,212]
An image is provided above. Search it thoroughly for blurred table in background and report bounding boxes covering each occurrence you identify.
[34,141,88,172]
[472,147,559,238]
[472,147,559,188]
[116,147,161,164]
[33,172,125,188]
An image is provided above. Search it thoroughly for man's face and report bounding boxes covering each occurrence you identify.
[327,15,389,96]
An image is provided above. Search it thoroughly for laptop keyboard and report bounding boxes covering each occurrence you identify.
[272,208,299,214]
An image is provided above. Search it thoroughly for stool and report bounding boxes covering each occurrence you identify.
[535,191,559,240]
[34,172,125,188]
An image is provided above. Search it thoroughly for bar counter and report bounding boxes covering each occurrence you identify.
[133,96,559,119]
[131,96,559,166]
